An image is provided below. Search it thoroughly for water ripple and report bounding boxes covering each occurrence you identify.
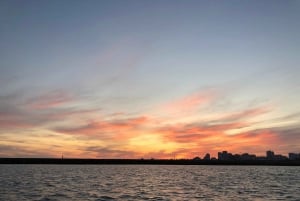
[1,165,300,200]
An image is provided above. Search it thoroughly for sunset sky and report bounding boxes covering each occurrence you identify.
[1,0,299,158]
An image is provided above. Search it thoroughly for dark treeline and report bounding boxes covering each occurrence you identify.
[1,158,300,166]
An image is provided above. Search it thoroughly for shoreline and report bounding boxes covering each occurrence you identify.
[1,158,300,166]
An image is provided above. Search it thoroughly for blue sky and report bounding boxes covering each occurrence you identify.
[0,0,299,158]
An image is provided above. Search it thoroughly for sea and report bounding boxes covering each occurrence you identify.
[0,165,300,201]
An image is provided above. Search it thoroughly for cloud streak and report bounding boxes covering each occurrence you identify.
[26,90,73,110]
[0,90,99,130]
[162,90,217,114]
[54,116,149,140]
[1,87,299,158]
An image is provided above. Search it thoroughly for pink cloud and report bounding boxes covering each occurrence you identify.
[222,107,270,122]
[26,90,73,109]
[0,119,33,129]
[160,90,218,116]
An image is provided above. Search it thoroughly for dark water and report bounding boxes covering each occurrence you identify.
[1,165,300,201]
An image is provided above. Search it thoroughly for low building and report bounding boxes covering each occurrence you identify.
[203,153,210,160]
[193,156,201,161]
[218,151,234,160]
[289,153,300,160]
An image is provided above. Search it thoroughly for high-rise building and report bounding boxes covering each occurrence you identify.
[266,150,275,159]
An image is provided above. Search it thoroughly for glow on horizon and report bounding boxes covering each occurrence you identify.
[0,1,300,158]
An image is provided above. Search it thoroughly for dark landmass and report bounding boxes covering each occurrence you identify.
[1,158,300,166]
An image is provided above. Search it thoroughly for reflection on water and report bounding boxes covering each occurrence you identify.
[1,165,300,200]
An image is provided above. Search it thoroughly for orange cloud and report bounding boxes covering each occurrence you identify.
[54,116,149,140]
[220,129,280,155]
[158,122,247,143]
[150,116,282,158]
[2,87,296,159]
[51,103,278,158]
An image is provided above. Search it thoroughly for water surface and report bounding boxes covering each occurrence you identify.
[1,165,299,200]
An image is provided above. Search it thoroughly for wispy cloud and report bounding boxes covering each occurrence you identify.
[158,122,281,157]
[0,144,55,158]
[86,39,151,87]
[26,90,73,110]
[218,107,271,123]
[162,90,217,114]
[54,116,149,140]
[1,87,299,158]
[158,121,247,144]
[0,90,99,130]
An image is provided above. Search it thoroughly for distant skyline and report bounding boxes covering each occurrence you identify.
[0,0,300,158]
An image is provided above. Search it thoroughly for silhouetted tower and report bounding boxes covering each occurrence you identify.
[266,150,274,160]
